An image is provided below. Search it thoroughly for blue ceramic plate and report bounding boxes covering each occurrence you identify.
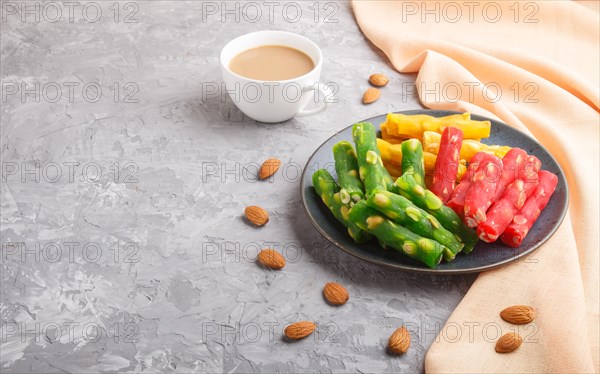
[300,110,568,274]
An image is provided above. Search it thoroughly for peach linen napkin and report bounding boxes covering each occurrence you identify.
[352,1,599,373]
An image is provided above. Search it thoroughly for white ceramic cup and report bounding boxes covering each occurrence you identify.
[220,30,333,123]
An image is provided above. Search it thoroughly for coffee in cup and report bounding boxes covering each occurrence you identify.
[220,31,333,123]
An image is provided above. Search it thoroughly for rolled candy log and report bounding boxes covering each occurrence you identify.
[492,149,541,201]
[463,155,504,228]
[447,151,498,218]
[430,127,464,204]
[500,170,558,247]
[477,176,539,243]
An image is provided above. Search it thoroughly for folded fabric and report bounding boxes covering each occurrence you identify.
[352,1,599,372]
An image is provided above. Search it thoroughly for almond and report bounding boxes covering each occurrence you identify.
[257,249,285,269]
[284,321,317,340]
[259,158,281,180]
[388,326,410,354]
[323,282,349,306]
[362,87,380,104]
[369,73,389,87]
[500,305,535,324]
[495,332,523,353]
[245,206,269,226]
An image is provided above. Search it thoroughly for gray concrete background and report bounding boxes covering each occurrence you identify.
[1,1,477,372]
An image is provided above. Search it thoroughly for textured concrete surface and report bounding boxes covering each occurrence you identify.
[0,1,477,373]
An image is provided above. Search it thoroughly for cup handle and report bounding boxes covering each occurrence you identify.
[296,82,334,117]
